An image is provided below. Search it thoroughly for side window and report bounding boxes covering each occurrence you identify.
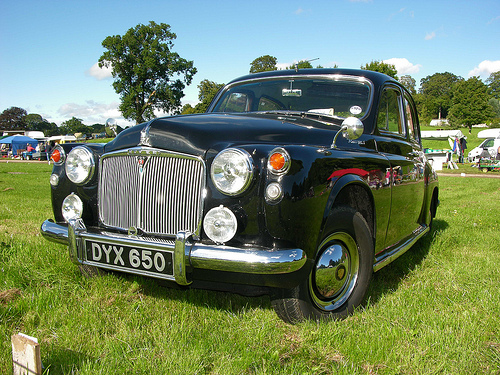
[403,94,419,143]
[218,92,250,112]
[377,88,405,136]
[258,96,283,111]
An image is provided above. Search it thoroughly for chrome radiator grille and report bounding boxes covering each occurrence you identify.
[98,148,205,236]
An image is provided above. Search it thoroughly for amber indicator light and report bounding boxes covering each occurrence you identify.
[269,152,286,171]
[51,149,61,163]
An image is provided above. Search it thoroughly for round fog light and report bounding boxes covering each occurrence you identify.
[203,206,237,243]
[62,193,83,222]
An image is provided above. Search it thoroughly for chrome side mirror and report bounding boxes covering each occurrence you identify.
[105,118,118,137]
[331,117,364,149]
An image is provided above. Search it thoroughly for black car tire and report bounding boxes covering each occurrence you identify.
[271,206,373,323]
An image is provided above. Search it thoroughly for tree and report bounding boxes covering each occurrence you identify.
[180,103,197,115]
[0,107,27,131]
[287,60,314,70]
[361,60,398,79]
[399,75,416,95]
[195,79,224,113]
[486,71,500,99]
[419,72,462,123]
[181,79,224,114]
[59,117,91,135]
[24,113,59,136]
[250,55,278,73]
[448,77,495,132]
[99,21,197,124]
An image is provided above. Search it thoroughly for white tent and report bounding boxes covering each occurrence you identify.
[421,129,465,140]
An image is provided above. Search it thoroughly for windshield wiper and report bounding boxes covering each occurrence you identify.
[262,110,342,124]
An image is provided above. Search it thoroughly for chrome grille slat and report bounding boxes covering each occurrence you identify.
[98,148,205,237]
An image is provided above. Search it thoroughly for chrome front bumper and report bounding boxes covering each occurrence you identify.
[41,219,307,286]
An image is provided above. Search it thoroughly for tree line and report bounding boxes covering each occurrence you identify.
[2,22,499,135]
[0,108,115,138]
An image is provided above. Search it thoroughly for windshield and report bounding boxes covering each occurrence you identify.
[210,76,372,121]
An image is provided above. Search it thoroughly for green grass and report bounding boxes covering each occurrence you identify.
[1,162,500,374]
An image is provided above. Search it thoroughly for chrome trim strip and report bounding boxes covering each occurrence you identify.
[40,220,307,280]
[373,225,429,272]
[174,231,191,285]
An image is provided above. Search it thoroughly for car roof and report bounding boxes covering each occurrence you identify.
[227,68,397,87]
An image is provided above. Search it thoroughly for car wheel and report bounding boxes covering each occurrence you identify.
[271,206,373,323]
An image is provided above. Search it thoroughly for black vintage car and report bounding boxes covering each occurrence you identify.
[41,68,439,323]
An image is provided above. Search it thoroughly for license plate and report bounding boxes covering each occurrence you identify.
[85,240,174,277]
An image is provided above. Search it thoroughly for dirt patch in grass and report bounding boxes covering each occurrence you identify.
[0,288,22,304]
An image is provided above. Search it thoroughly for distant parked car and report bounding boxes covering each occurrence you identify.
[41,68,439,323]
[468,138,500,162]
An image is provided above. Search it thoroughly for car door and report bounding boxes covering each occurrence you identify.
[374,84,425,248]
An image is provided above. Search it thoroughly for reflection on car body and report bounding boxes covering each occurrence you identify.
[41,68,439,323]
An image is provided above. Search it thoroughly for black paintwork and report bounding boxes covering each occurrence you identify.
[47,68,439,288]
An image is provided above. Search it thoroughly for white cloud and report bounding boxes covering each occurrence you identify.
[86,62,113,80]
[468,60,500,77]
[57,100,134,127]
[294,8,304,15]
[487,15,500,25]
[425,31,436,40]
[383,58,422,75]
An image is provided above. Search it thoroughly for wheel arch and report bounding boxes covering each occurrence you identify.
[320,175,376,252]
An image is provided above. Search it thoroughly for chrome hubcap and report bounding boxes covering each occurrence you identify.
[311,232,359,311]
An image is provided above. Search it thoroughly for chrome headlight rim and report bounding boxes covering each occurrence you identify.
[210,148,254,196]
[267,147,291,175]
[65,146,95,185]
[51,145,66,165]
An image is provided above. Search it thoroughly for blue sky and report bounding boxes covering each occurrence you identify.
[1,0,499,127]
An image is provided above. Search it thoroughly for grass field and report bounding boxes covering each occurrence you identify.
[1,161,499,374]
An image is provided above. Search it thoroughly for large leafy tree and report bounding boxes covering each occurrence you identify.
[0,107,27,131]
[361,60,398,79]
[99,21,197,124]
[250,55,278,73]
[418,72,462,123]
[448,76,495,132]
[486,71,500,99]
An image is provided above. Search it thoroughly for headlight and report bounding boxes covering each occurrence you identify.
[65,146,95,184]
[62,193,83,222]
[203,206,238,243]
[211,148,253,195]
